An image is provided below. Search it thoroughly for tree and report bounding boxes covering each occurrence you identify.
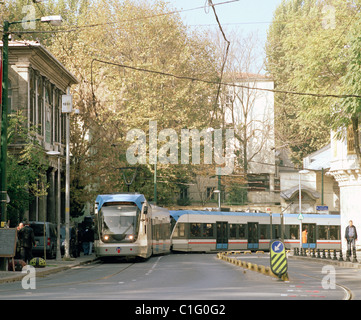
[7,112,49,225]
[45,0,219,206]
[265,0,360,165]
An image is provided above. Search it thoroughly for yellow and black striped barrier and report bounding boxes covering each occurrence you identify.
[217,250,289,281]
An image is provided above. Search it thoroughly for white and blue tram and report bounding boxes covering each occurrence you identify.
[94,194,171,259]
[170,210,341,252]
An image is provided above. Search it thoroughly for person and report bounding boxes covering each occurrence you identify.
[302,227,308,244]
[82,227,94,256]
[15,222,24,258]
[345,220,358,261]
[18,221,35,264]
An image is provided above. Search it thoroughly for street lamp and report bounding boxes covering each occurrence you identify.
[298,169,310,251]
[40,16,63,26]
[213,189,221,211]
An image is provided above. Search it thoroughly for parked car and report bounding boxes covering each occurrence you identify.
[29,221,57,259]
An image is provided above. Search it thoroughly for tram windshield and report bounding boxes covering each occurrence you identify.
[99,204,140,242]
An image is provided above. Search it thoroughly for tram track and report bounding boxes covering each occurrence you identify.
[294,272,354,300]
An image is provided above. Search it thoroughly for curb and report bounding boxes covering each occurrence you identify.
[217,251,289,281]
[0,257,97,284]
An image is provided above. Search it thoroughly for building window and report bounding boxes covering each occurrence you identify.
[347,125,356,155]
[36,76,43,135]
[53,90,60,143]
[30,70,36,125]
[179,187,188,200]
[45,85,52,144]
[206,187,215,200]
[247,174,270,192]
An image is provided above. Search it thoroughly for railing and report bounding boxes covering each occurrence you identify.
[293,248,358,262]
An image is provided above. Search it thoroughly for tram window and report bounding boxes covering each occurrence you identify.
[318,226,328,240]
[274,225,280,239]
[190,223,201,238]
[239,224,246,239]
[330,226,340,240]
[260,225,268,239]
[173,223,186,238]
[287,225,299,240]
[229,224,237,239]
[202,223,214,238]
[156,225,160,241]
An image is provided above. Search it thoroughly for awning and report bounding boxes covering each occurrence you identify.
[280,185,320,201]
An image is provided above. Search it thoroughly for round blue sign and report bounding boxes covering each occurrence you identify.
[271,241,284,253]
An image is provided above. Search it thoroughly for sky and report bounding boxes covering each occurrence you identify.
[166,0,283,71]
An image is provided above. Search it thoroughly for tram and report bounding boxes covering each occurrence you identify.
[94,194,171,259]
[169,210,341,252]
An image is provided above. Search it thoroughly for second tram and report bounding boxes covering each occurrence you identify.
[170,210,341,252]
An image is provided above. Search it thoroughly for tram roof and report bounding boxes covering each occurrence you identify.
[169,210,270,221]
[169,210,340,221]
[96,193,146,211]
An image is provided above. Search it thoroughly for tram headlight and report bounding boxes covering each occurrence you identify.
[128,235,134,241]
[103,235,110,241]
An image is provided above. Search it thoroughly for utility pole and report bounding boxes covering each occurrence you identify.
[0,21,9,229]
[62,89,72,259]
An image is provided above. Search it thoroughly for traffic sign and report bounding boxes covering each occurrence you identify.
[298,213,304,220]
[270,240,288,278]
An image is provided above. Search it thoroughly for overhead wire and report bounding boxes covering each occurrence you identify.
[90,58,361,99]
[207,0,231,125]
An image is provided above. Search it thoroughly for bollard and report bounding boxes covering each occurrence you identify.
[317,249,321,258]
[322,249,326,259]
[339,250,344,262]
[353,252,358,263]
[327,250,331,259]
[333,249,337,260]
[346,250,351,262]
[312,249,316,258]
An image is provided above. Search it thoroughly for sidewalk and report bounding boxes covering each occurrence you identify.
[0,253,98,284]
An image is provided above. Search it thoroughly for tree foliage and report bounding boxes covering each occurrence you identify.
[7,112,49,225]
[266,0,361,165]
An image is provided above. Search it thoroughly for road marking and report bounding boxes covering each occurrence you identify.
[146,256,162,276]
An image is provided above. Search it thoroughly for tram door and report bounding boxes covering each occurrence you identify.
[216,222,228,250]
[247,222,259,250]
[302,223,317,249]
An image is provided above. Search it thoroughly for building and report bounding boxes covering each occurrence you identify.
[3,40,78,225]
[278,144,340,214]
[328,127,361,248]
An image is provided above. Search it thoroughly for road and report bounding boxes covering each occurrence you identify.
[0,253,358,301]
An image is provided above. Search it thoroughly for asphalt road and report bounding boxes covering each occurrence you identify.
[0,252,356,302]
